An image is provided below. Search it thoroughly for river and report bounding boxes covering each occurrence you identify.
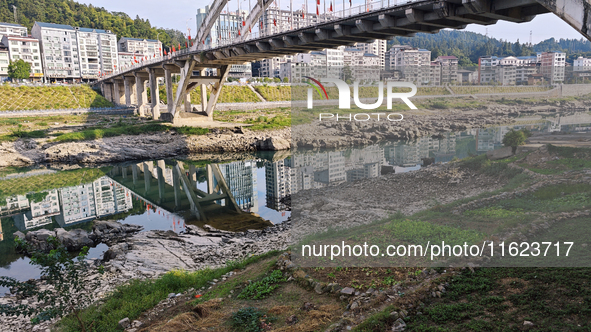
[1,111,589,296]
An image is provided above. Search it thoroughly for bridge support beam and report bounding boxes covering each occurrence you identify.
[536,0,591,41]
[148,68,160,120]
[204,65,230,117]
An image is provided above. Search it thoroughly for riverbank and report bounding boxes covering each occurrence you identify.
[0,96,586,167]
[3,141,591,331]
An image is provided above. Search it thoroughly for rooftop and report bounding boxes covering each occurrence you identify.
[77,27,110,34]
[35,22,75,30]
[120,37,160,43]
[0,22,25,28]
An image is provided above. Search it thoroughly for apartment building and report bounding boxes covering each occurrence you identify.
[0,22,27,39]
[434,55,458,84]
[574,56,591,71]
[118,37,163,57]
[77,28,118,78]
[387,45,434,85]
[0,44,8,81]
[540,51,566,83]
[1,35,43,81]
[355,40,387,68]
[31,22,81,80]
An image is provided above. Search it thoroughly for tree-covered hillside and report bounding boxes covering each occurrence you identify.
[389,30,591,66]
[0,0,186,48]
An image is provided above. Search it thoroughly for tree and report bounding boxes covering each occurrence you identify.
[7,59,31,81]
[283,77,289,83]
[502,129,527,153]
[0,237,104,332]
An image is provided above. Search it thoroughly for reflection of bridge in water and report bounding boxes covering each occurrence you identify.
[108,160,273,232]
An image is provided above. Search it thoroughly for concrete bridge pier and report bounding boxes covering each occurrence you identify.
[157,164,165,203]
[101,82,113,103]
[173,168,181,208]
[132,164,138,187]
[111,79,125,105]
[143,161,152,193]
[148,68,161,120]
[134,72,149,117]
[123,77,137,107]
[163,65,177,116]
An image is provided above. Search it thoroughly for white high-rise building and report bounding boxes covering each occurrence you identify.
[356,40,387,68]
[77,28,118,78]
[32,22,81,80]
[118,37,163,58]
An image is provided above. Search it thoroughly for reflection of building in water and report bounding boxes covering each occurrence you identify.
[56,176,133,226]
[217,161,259,213]
[346,145,385,181]
[432,133,457,163]
[548,113,591,132]
[314,151,346,184]
[476,127,506,152]
[4,195,30,210]
[13,190,60,230]
[388,137,430,167]
[265,160,291,211]
[57,183,97,225]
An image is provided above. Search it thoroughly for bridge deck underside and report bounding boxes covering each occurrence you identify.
[97,0,551,82]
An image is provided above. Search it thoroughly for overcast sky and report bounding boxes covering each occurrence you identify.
[79,0,584,43]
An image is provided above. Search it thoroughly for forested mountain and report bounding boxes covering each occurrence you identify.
[0,0,186,48]
[389,30,591,66]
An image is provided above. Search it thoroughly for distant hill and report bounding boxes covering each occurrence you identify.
[0,0,186,48]
[388,30,591,66]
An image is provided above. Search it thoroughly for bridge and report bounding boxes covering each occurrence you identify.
[94,0,591,125]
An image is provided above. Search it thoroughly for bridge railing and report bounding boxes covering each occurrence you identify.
[99,0,420,82]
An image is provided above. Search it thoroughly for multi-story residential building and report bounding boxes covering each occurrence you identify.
[0,44,9,81]
[32,22,81,81]
[540,51,566,83]
[260,6,320,36]
[117,51,142,70]
[279,61,312,83]
[217,161,258,213]
[259,55,294,78]
[13,189,61,230]
[434,55,458,84]
[355,40,387,68]
[343,47,364,67]
[388,45,433,85]
[76,28,118,78]
[0,22,27,39]
[118,37,163,57]
[1,35,43,81]
[57,183,97,225]
[265,160,291,211]
[573,56,591,71]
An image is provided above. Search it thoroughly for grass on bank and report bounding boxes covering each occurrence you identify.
[0,85,113,111]
[56,251,282,332]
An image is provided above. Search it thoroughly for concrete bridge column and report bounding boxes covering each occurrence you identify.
[149,68,161,120]
[173,167,181,208]
[124,77,136,106]
[204,65,230,117]
[135,73,148,117]
[102,82,113,102]
[164,68,174,114]
[143,161,152,193]
[112,80,124,105]
[200,70,208,114]
[132,164,138,187]
[184,93,192,112]
[157,164,165,202]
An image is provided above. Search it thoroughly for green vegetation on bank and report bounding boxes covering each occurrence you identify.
[57,251,282,332]
[0,85,113,111]
[405,267,591,331]
[154,85,260,105]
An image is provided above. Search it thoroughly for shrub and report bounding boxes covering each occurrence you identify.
[230,307,276,332]
[237,270,285,300]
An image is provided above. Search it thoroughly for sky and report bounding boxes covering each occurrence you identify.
[79,0,584,44]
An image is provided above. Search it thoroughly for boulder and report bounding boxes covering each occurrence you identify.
[256,137,290,151]
[24,229,57,252]
[486,146,513,160]
[55,228,95,251]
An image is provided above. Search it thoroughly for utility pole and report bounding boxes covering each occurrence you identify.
[12,6,17,24]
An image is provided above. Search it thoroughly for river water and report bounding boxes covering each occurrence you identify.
[1,111,589,295]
